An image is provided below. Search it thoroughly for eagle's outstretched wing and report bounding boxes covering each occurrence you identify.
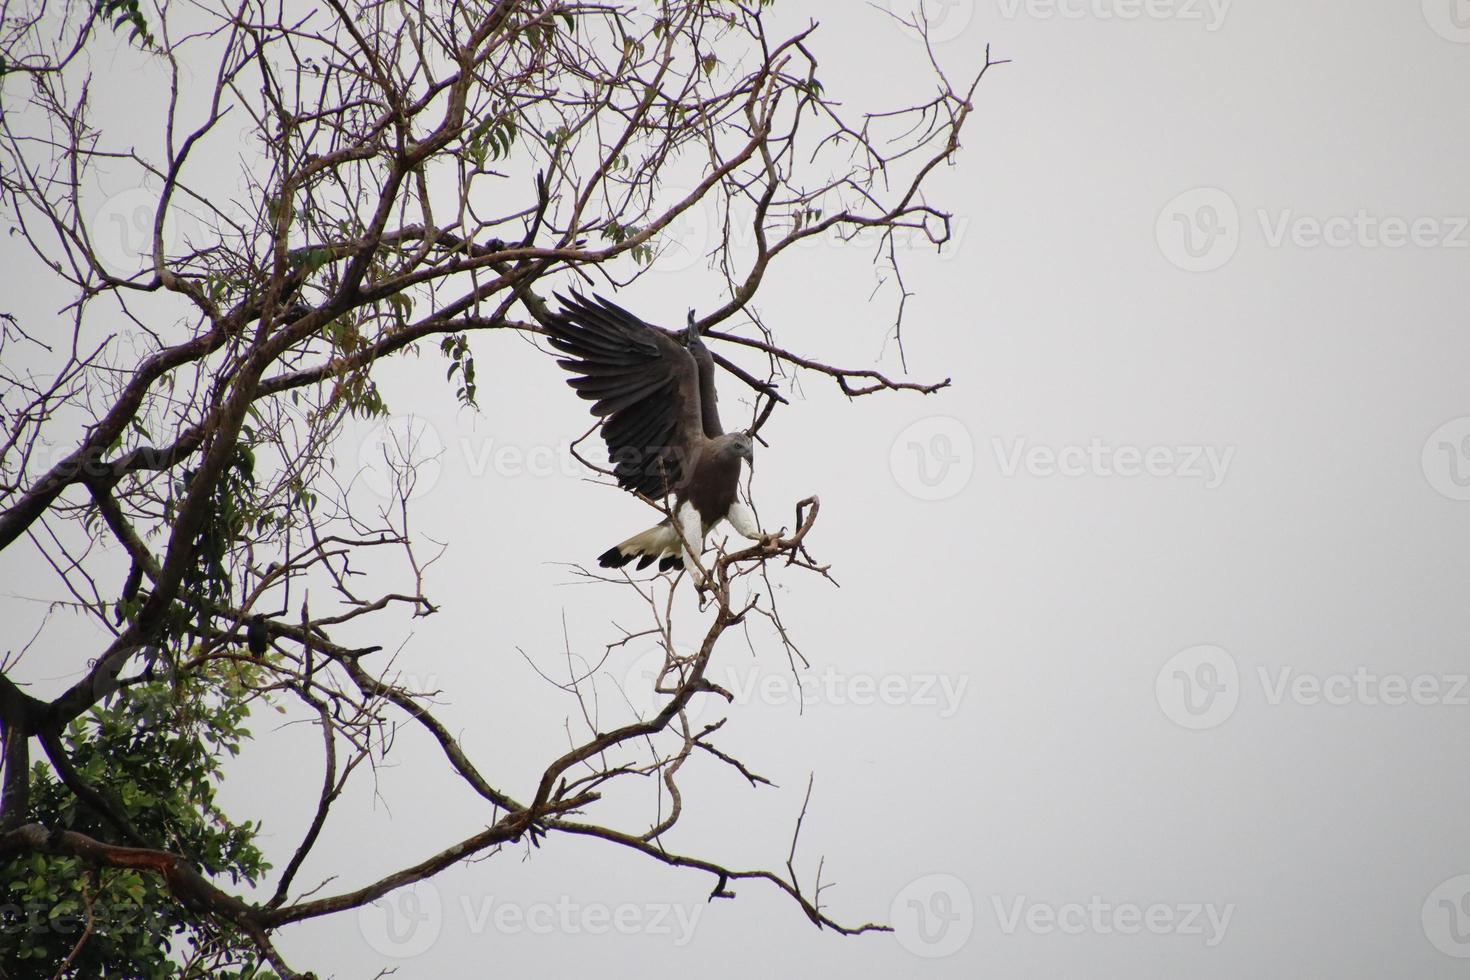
[685,312,723,438]
[545,293,711,499]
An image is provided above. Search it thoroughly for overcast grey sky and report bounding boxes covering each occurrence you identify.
[5,0,1470,977]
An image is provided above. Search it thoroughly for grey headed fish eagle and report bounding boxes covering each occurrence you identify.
[545,292,763,573]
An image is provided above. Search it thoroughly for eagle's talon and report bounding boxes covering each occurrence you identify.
[693,572,713,604]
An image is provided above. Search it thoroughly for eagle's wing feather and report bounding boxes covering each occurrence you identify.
[547,292,707,499]
[686,331,723,437]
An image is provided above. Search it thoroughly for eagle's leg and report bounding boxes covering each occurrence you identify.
[726,502,763,541]
[675,501,707,586]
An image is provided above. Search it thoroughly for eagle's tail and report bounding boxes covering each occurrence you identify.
[597,521,685,572]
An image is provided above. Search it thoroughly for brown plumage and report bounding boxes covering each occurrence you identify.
[545,293,758,571]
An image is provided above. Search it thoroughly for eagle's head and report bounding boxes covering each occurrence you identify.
[721,431,754,466]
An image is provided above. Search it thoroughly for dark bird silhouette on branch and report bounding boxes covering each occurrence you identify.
[545,293,763,575]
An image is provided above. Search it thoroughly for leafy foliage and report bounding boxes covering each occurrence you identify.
[464,112,518,167]
[151,448,261,653]
[95,0,154,49]
[0,0,984,972]
[440,334,478,407]
[1,662,273,977]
